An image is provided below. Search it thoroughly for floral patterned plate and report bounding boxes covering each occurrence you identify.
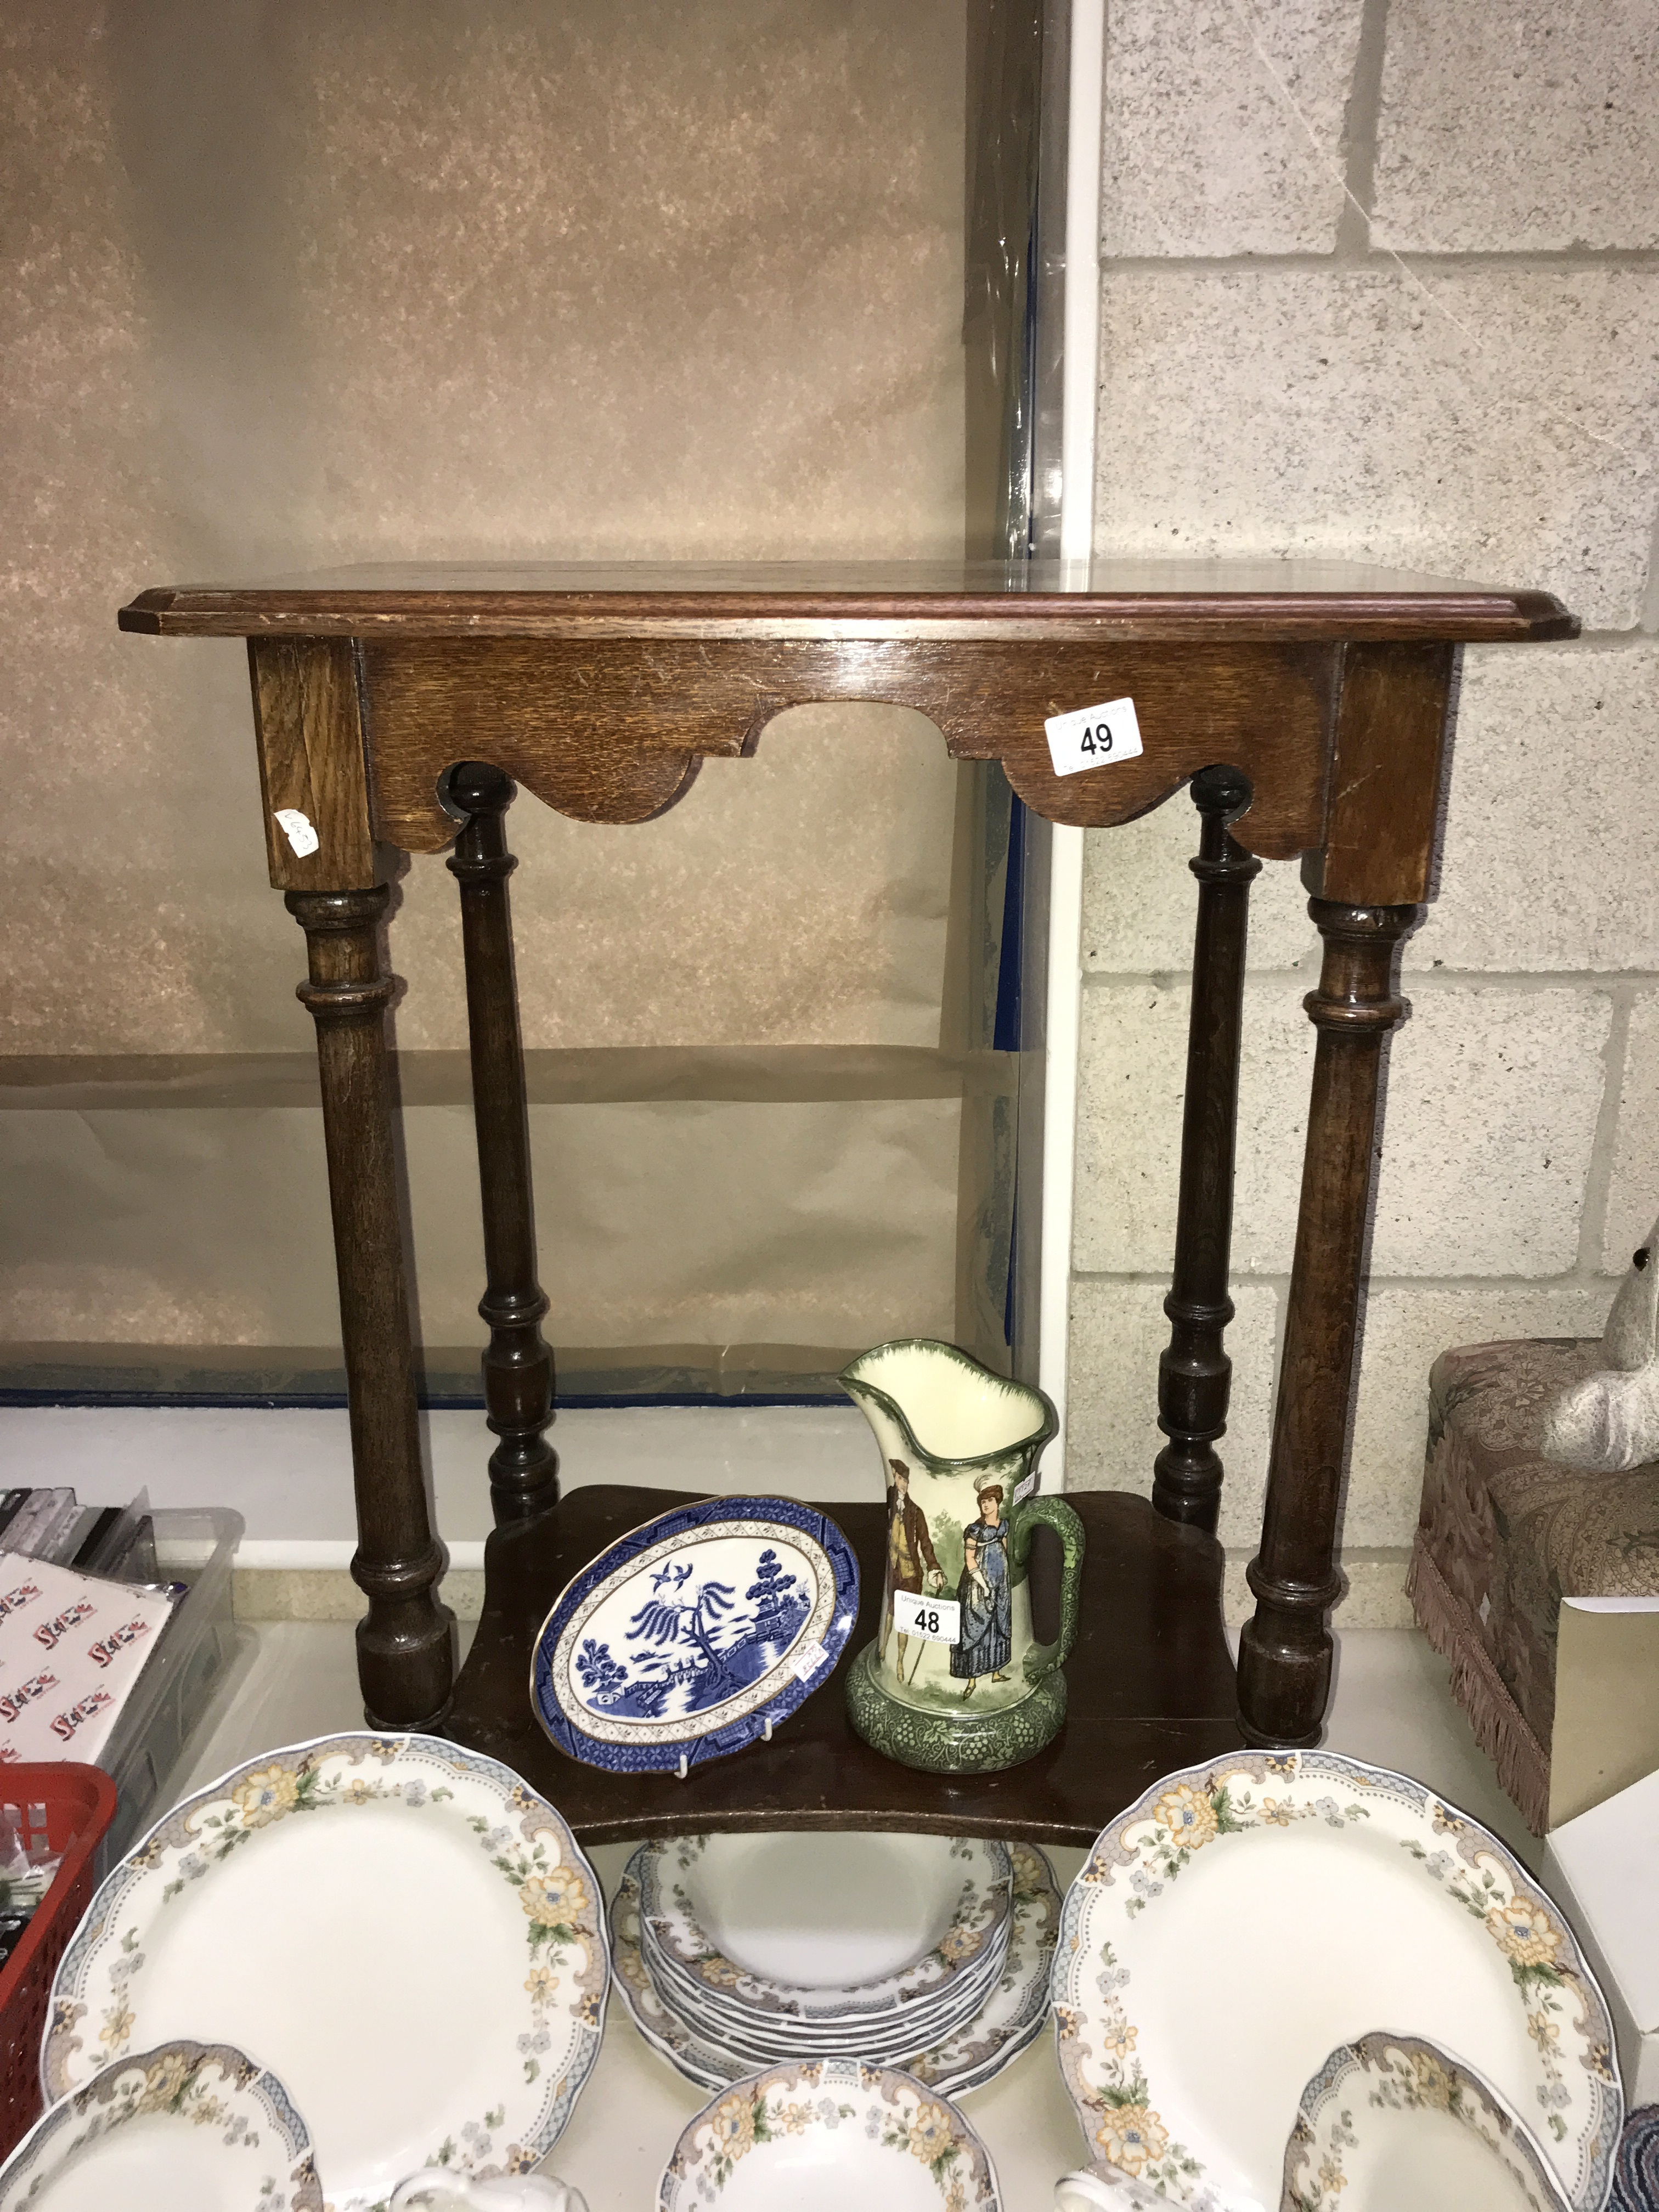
[531,1498,859,1774]
[0,2039,320,2211]
[637,1831,1012,2035]
[1052,1752,1621,2212]
[657,2058,1001,2211]
[42,1735,608,2212]
[613,1844,1060,2096]
[1282,2032,1574,2212]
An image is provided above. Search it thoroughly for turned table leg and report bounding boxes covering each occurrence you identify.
[1153,766,1260,1534]
[1237,896,1414,1746]
[447,764,559,1525]
[287,887,456,1728]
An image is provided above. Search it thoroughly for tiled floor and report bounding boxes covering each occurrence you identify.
[162,1615,1540,2211]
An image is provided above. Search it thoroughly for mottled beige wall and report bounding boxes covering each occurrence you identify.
[1,0,970,1358]
[1068,0,1659,1595]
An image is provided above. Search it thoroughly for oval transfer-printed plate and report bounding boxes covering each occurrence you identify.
[531,1497,859,1774]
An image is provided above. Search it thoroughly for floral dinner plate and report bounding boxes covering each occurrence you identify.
[0,2040,320,2211]
[1052,1752,1621,2212]
[42,1734,608,2211]
[531,1497,859,1774]
[1282,2032,1574,2212]
[657,2059,1001,2211]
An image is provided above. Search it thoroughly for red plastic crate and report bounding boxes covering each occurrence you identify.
[0,1764,118,2160]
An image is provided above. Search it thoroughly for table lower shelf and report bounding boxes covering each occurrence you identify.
[444,1485,1243,1846]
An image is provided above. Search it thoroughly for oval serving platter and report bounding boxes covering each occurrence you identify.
[1052,1752,1622,2212]
[531,1497,859,1774]
[42,1734,608,2211]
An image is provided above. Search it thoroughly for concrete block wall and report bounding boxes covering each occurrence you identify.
[1068,0,1659,1617]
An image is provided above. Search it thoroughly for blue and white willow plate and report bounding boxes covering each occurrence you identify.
[1,2040,319,2212]
[42,1734,608,2212]
[1052,1751,1621,2212]
[531,1497,860,1774]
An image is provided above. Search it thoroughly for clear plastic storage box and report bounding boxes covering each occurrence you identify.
[93,1505,245,1875]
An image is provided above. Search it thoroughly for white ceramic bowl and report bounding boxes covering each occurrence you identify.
[0,2040,319,2212]
[1283,2031,1575,2212]
[658,2059,1001,2211]
[639,1832,1012,2025]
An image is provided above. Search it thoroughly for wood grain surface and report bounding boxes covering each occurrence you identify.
[362,636,1337,854]
[447,764,560,1527]
[285,886,456,1728]
[120,558,1576,644]
[1237,897,1415,1747]
[1154,770,1260,1533]
[249,637,377,890]
[444,1484,1240,1847]
[1304,642,1458,906]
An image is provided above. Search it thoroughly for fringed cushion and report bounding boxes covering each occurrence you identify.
[1410,1336,1659,1833]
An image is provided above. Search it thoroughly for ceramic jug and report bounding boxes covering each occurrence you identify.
[840,1338,1085,1775]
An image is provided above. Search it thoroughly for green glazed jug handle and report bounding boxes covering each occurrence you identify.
[1011,1493,1086,1687]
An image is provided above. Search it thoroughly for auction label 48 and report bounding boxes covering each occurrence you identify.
[891,1589,961,1644]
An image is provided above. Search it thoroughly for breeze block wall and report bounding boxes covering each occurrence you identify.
[1067,0,1659,1620]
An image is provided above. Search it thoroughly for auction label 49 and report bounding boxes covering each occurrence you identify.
[1043,695,1144,777]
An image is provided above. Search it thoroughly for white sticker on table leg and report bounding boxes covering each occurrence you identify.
[274,807,320,857]
[1043,696,1143,777]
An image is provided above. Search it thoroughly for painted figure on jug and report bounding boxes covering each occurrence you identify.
[882,1458,944,1678]
[951,1484,1013,1699]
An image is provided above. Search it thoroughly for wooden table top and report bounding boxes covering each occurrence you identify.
[444,1485,1242,1848]
[120,558,1576,643]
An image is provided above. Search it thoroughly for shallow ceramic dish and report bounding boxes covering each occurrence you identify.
[638,1831,1012,2030]
[0,2040,320,2211]
[1052,1752,1621,2212]
[637,1891,1008,2063]
[639,1925,1007,2068]
[1282,2032,1575,2212]
[531,1497,859,1774]
[657,2058,1001,2211]
[613,1844,1059,2097]
[43,1734,608,2210]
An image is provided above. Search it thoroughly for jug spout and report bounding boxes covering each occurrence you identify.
[838,1338,1056,1475]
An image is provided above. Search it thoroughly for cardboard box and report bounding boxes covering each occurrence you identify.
[1550,1595,1659,1829]
[1543,1760,1659,2107]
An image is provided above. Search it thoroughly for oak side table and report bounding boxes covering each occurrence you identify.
[119,560,1574,1847]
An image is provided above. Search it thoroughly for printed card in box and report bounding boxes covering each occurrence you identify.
[0,1555,176,1767]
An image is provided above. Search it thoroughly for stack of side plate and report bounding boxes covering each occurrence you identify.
[614,1831,1062,2097]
